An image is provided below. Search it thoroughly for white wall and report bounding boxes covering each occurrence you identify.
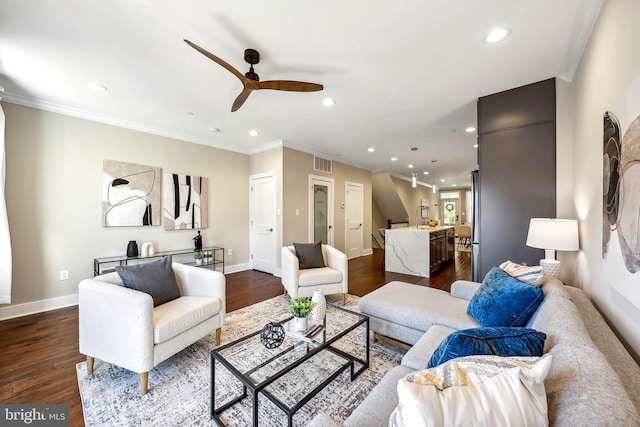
[567,0,640,359]
[1,102,250,314]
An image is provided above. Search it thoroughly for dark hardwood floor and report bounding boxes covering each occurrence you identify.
[0,249,470,426]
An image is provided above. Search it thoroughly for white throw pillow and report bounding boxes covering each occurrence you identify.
[500,260,544,286]
[389,354,552,427]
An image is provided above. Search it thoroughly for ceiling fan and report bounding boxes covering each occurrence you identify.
[184,39,324,112]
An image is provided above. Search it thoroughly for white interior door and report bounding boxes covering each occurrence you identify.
[250,173,276,274]
[309,175,334,245]
[345,181,363,259]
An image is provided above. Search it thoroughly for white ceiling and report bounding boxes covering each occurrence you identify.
[0,0,602,188]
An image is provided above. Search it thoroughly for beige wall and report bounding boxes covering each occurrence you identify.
[565,0,640,359]
[2,102,249,307]
[282,147,372,255]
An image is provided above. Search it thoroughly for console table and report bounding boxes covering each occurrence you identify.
[94,246,224,276]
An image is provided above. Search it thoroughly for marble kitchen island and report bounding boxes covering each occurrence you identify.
[384,226,455,277]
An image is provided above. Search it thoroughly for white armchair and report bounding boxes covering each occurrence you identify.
[78,262,225,394]
[282,244,348,303]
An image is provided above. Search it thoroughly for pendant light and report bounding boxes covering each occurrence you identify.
[410,147,418,187]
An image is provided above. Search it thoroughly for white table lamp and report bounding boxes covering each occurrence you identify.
[526,218,579,278]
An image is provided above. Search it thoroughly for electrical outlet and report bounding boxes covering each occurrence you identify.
[227,248,233,256]
[59,270,69,281]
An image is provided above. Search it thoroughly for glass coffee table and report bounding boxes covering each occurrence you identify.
[210,305,369,426]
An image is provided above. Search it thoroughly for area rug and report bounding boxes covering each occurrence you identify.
[77,294,405,426]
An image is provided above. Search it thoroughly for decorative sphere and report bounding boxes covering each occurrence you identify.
[260,322,285,349]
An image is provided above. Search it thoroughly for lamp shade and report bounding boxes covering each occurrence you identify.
[526,218,579,251]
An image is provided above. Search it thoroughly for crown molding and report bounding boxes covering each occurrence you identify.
[558,0,604,81]
[389,172,434,188]
[0,92,247,154]
[247,139,284,155]
[281,140,372,172]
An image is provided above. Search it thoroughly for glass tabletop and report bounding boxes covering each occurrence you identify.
[213,305,367,388]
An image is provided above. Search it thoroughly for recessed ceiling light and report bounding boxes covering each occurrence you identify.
[440,179,446,182]
[391,157,397,161]
[473,144,479,148]
[452,184,457,187]
[87,82,108,92]
[249,130,259,136]
[423,171,429,175]
[408,164,414,169]
[465,126,476,133]
[209,127,220,133]
[485,27,510,44]
[322,97,335,106]
[367,147,375,153]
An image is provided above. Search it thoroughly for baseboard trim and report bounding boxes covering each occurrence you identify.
[224,263,251,274]
[0,262,263,321]
[0,293,79,321]
[362,248,373,256]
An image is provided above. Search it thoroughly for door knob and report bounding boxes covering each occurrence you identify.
[267,228,273,232]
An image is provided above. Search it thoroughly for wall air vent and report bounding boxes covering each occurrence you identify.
[314,156,333,173]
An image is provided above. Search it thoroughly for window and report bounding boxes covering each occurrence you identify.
[440,191,460,199]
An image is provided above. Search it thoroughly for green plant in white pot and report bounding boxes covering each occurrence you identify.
[194,251,204,266]
[288,297,315,331]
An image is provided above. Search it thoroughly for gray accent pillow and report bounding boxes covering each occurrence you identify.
[293,242,326,269]
[115,256,181,307]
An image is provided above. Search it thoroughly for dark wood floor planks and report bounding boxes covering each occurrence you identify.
[0,249,471,426]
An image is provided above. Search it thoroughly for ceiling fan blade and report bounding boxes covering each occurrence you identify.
[184,39,246,82]
[258,80,323,92]
[231,87,254,112]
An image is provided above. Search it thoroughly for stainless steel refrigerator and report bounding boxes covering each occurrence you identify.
[471,170,480,282]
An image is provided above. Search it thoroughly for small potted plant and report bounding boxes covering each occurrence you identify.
[194,251,204,266]
[288,297,315,331]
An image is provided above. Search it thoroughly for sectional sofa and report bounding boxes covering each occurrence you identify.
[310,277,640,426]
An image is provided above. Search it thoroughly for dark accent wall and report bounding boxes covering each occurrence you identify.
[477,78,556,279]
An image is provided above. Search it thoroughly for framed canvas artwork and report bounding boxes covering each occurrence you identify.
[163,173,209,230]
[602,75,640,309]
[103,160,161,227]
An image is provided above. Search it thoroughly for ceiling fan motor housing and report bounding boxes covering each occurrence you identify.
[244,48,260,64]
[244,49,260,81]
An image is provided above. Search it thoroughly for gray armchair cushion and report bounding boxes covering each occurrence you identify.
[116,256,181,307]
[293,242,326,269]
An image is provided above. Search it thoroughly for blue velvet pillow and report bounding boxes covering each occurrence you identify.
[427,327,547,368]
[467,266,544,327]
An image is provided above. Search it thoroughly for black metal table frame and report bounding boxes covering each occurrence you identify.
[210,306,370,427]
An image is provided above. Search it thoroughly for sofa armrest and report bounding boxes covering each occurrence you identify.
[172,263,226,325]
[324,245,348,292]
[78,279,154,373]
[450,280,481,300]
[281,246,300,297]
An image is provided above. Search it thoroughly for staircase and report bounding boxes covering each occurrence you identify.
[372,173,409,226]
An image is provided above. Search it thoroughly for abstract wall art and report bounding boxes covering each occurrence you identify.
[602,75,640,309]
[103,160,161,227]
[163,173,208,230]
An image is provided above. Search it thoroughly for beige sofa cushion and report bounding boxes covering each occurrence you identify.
[298,267,342,287]
[153,296,221,344]
[359,281,478,332]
